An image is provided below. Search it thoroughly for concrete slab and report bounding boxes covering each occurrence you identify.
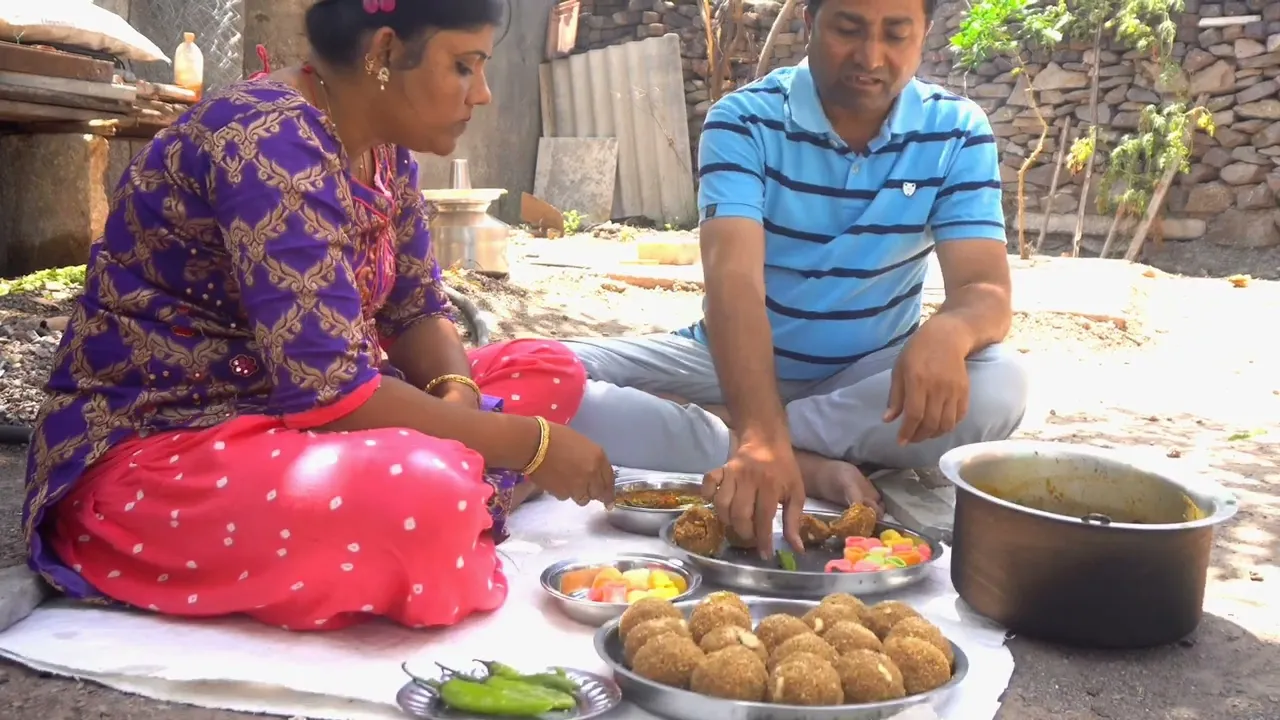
[533,137,619,227]
[872,469,956,544]
[0,565,48,633]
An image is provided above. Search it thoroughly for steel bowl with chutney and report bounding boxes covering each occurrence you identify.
[939,440,1239,649]
[606,475,706,536]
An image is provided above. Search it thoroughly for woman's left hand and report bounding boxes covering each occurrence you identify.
[439,383,482,410]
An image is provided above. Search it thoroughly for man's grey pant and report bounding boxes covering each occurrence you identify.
[564,334,1029,474]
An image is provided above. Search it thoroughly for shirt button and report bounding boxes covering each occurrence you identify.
[852,165,861,175]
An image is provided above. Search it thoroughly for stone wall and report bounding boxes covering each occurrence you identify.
[574,0,805,154]
[920,0,1280,253]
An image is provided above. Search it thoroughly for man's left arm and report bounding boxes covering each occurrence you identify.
[926,110,1013,355]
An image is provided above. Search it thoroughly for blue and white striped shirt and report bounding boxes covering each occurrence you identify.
[681,60,1007,381]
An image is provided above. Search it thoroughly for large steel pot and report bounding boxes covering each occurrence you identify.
[938,440,1239,649]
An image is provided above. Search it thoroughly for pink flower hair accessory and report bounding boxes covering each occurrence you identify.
[362,0,396,13]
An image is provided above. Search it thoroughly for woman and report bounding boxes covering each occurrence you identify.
[22,0,616,632]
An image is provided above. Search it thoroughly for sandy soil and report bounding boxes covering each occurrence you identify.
[0,241,1277,719]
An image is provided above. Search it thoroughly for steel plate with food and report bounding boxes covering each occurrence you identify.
[540,553,702,626]
[606,476,707,536]
[659,506,943,598]
[594,592,967,720]
[397,661,622,719]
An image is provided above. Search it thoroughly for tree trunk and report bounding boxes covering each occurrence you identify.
[756,0,799,78]
[1034,117,1073,254]
[1098,208,1125,258]
[1071,21,1105,258]
[242,0,312,77]
[1015,69,1050,260]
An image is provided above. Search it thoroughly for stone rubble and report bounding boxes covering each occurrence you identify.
[920,0,1280,251]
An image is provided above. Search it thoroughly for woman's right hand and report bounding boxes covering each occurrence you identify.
[526,422,615,508]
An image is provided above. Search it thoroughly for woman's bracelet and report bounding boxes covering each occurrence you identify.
[522,416,551,476]
[424,373,481,397]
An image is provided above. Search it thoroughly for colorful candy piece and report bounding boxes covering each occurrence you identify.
[649,585,681,600]
[897,549,924,566]
[917,544,934,561]
[843,547,868,563]
[883,556,908,568]
[851,559,883,573]
[879,529,902,544]
[826,559,855,573]
[844,536,884,550]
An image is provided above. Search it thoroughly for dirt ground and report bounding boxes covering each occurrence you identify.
[0,239,1277,719]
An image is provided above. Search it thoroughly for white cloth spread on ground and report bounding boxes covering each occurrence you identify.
[0,487,1014,720]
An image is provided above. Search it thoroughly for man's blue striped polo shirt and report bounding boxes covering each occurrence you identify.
[680,59,1007,381]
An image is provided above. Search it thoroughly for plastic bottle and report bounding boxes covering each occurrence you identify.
[173,32,204,100]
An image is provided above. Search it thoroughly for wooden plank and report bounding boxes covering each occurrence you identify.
[0,70,136,104]
[1198,15,1260,27]
[0,98,128,123]
[0,83,133,115]
[538,63,555,137]
[0,42,114,83]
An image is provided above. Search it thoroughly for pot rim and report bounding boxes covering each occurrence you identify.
[938,440,1240,531]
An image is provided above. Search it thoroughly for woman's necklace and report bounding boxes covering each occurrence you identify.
[307,65,370,183]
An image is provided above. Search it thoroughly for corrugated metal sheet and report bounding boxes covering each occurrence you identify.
[544,34,697,227]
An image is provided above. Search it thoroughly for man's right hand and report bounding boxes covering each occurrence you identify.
[702,440,806,558]
[527,422,616,508]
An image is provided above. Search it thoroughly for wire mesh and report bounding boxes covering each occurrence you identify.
[128,0,246,92]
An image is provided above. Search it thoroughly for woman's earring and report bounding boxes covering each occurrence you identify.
[377,67,391,91]
[364,53,377,76]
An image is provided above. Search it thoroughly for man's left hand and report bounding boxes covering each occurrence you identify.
[883,316,972,445]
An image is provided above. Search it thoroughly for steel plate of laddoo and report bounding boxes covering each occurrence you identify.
[593,595,968,720]
[659,509,945,598]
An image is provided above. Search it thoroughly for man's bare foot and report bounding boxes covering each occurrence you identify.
[795,451,884,514]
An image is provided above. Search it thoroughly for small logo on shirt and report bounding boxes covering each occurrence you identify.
[703,204,718,219]
[902,182,917,197]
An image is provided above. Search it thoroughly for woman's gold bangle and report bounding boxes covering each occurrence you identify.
[521,416,551,476]
[424,373,481,397]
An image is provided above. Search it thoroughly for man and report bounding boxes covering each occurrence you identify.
[565,0,1027,555]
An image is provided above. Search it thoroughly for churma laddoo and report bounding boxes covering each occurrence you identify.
[823,620,884,655]
[624,616,691,664]
[887,616,955,667]
[860,600,923,639]
[767,652,844,705]
[671,505,725,557]
[883,636,952,695]
[833,649,907,703]
[690,645,768,702]
[802,602,863,635]
[631,634,706,689]
[829,503,877,539]
[799,514,833,546]
[767,632,838,672]
[701,590,751,616]
[618,595,683,641]
[755,613,813,653]
[698,625,769,664]
[689,599,753,643]
[819,592,867,613]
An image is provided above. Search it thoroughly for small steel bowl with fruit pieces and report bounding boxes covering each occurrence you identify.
[540,553,702,627]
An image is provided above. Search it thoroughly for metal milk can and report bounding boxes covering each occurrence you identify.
[422,159,511,278]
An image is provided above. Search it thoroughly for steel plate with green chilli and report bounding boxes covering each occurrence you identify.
[396,661,622,720]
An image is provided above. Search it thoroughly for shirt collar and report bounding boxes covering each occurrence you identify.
[784,59,928,143]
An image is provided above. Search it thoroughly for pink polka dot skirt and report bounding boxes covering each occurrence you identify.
[48,339,586,631]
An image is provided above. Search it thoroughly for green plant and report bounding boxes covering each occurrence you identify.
[562,210,584,235]
[0,265,87,297]
[1095,102,1213,219]
[1061,0,1182,255]
[951,0,1070,259]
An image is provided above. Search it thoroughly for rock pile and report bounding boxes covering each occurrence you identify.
[575,0,806,153]
[920,0,1280,251]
